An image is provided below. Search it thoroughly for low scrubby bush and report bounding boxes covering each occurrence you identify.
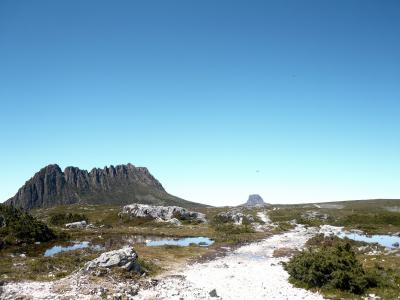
[284,242,372,294]
[0,204,56,247]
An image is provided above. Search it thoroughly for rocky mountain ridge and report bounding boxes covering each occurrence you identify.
[5,163,201,209]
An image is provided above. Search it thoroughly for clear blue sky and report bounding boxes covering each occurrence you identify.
[1,0,399,205]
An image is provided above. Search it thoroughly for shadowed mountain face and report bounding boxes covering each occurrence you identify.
[6,164,202,210]
[244,194,266,206]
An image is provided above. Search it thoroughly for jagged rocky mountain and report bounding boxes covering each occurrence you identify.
[6,163,202,210]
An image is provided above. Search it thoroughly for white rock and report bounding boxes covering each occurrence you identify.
[166,218,182,226]
[120,204,206,223]
[65,220,87,229]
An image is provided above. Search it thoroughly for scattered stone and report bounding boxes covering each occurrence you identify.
[302,211,328,221]
[92,268,110,277]
[392,242,399,248]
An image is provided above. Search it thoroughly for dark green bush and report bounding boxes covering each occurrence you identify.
[284,242,370,294]
[0,204,56,247]
[172,211,203,225]
[49,213,88,226]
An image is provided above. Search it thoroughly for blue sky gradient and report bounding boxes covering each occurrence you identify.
[1,0,399,205]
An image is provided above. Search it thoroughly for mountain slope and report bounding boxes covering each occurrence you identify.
[5,163,203,209]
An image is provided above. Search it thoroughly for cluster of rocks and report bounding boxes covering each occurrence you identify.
[301,210,329,221]
[119,203,207,224]
[217,209,255,225]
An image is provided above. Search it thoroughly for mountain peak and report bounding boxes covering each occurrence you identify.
[6,163,201,210]
[244,194,266,207]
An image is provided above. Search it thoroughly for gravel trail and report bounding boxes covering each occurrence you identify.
[137,224,324,300]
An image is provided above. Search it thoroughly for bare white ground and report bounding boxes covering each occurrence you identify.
[136,225,324,300]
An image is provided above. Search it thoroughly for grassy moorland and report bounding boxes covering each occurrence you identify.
[2,199,400,300]
[270,199,400,234]
[0,204,273,281]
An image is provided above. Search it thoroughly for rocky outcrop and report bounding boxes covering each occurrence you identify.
[6,163,203,210]
[301,211,329,221]
[85,246,140,272]
[65,220,87,229]
[244,194,266,207]
[217,209,255,225]
[120,203,207,223]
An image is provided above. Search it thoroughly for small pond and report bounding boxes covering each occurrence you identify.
[336,231,400,249]
[145,236,214,247]
[43,236,214,256]
[44,241,103,257]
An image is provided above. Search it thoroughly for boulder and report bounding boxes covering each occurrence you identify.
[65,220,87,229]
[85,246,139,272]
[166,218,182,226]
[154,217,182,226]
[120,204,206,223]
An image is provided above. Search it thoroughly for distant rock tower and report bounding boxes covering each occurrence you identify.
[245,194,265,206]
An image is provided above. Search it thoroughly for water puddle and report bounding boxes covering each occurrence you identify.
[145,236,214,247]
[337,231,400,249]
[43,236,214,256]
[44,241,102,257]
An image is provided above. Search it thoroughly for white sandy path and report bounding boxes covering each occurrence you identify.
[137,225,324,300]
[257,211,270,224]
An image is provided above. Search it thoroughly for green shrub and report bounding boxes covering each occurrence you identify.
[284,242,370,294]
[0,204,56,247]
[49,213,89,226]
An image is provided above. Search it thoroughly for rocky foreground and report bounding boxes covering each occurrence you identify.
[1,223,324,300]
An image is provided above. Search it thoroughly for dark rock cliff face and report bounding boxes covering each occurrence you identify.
[6,164,200,210]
